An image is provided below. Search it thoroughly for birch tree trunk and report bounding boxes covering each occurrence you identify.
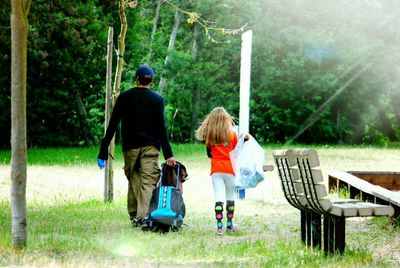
[147,0,161,64]
[74,89,90,144]
[10,0,31,248]
[112,1,128,99]
[158,6,181,93]
[190,24,200,142]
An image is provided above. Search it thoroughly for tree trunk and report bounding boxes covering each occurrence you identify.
[158,6,181,93]
[378,109,397,141]
[104,1,131,201]
[10,0,31,249]
[113,1,128,101]
[190,24,200,142]
[391,93,400,140]
[104,27,114,202]
[74,88,90,144]
[147,0,161,64]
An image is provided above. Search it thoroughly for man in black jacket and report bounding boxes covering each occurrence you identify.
[97,65,176,226]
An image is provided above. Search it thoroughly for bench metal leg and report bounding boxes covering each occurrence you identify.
[301,210,322,249]
[306,211,312,247]
[323,215,346,254]
[323,215,335,254]
[323,214,329,254]
[300,210,306,244]
[334,216,346,254]
[311,212,321,249]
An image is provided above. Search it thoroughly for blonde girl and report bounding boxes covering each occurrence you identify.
[196,107,238,235]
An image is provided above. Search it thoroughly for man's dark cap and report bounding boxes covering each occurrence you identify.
[135,65,154,80]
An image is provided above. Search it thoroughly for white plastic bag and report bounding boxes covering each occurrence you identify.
[230,134,265,189]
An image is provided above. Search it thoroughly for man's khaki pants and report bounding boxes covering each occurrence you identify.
[123,146,161,220]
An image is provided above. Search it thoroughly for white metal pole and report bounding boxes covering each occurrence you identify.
[238,30,252,200]
[239,30,252,135]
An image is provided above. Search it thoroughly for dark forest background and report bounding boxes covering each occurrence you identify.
[1,0,399,148]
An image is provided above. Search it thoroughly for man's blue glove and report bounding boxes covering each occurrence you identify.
[97,158,106,169]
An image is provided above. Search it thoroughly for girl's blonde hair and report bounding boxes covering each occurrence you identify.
[195,107,235,145]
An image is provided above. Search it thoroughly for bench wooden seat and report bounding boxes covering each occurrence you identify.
[272,148,395,254]
[329,171,400,209]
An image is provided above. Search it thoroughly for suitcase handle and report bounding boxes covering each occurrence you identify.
[159,162,181,190]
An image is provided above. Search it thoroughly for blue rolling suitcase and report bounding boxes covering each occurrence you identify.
[145,163,186,233]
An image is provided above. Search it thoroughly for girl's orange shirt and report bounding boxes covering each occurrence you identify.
[209,131,238,175]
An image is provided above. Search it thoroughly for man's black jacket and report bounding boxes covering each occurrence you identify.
[98,87,173,160]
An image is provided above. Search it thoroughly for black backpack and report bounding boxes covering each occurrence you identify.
[144,163,186,233]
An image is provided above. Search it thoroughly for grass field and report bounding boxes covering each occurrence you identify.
[0,144,399,267]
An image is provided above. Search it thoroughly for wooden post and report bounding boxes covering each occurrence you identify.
[102,1,136,202]
[104,27,114,202]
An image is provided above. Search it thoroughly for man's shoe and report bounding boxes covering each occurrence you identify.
[141,218,150,231]
[132,217,145,227]
[129,211,137,221]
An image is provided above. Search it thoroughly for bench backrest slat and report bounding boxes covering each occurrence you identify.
[273,149,333,214]
[273,150,307,210]
[293,150,333,213]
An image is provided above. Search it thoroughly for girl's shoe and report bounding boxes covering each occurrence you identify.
[226,224,238,234]
[216,227,225,236]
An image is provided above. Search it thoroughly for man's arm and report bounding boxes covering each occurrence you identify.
[98,96,123,160]
[157,97,174,162]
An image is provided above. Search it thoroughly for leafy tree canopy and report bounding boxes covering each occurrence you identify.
[1,0,399,148]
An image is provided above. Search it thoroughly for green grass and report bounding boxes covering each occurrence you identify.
[0,144,207,165]
[0,198,392,267]
[1,144,399,267]
[1,141,399,165]
[0,146,99,165]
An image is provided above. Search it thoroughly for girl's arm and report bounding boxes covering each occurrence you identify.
[206,146,212,158]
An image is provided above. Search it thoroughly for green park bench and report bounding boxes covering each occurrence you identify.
[272,149,395,254]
